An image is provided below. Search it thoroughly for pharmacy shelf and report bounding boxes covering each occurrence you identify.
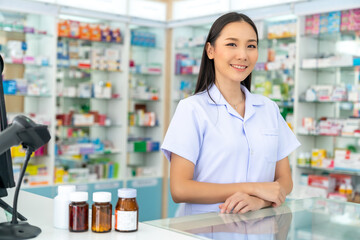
[131,98,161,102]
[299,100,359,103]
[57,36,123,45]
[58,96,122,101]
[57,66,123,73]
[300,66,357,72]
[57,124,122,128]
[5,94,52,98]
[4,61,52,68]
[301,31,359,41]
[0,29,52,37]
[57,150,122,157]
[131,45,163,51]
[297,133,360,138]
[297,165,360,176]
[130,72,162,76]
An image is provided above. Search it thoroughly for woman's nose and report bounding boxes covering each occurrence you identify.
[236,48,247,61]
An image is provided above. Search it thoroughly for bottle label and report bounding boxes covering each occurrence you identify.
[115,210,137,231]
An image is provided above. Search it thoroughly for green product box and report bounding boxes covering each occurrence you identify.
[134,141,147,152]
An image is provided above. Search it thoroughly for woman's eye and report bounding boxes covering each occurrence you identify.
[226,43,236,47]
[248,44,257,49]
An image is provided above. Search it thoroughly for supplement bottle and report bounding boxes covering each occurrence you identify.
[92,192,112,233]
[115,188,139,232]
[53,185,76,229]
[69,192,89,232]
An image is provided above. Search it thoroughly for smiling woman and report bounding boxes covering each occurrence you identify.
[161,12,300,217]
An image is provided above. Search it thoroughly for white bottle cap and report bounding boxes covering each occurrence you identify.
[70,192,88,202]
[57,185,76,195]
[118,188,136,198]
[93,192,111,203]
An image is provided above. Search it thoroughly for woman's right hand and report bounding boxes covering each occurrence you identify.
[253,182,286,207]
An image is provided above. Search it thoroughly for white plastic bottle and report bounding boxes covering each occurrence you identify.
[53,185,76,229]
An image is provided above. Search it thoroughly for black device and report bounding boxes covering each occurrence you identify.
[0,54,15,199]
[0,55,51,239]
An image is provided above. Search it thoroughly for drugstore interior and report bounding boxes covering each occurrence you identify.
[1,0,360,221]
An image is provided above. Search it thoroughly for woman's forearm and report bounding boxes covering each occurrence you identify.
[171,180,258,204]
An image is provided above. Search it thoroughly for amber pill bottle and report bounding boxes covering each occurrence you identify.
[91,192,112,233]
[69,192,89,232]
[115,188,139,232]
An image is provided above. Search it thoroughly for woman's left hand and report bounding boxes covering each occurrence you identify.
[219,192,265,214]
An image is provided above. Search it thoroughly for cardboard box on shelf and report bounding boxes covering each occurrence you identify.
[4,95,24,113]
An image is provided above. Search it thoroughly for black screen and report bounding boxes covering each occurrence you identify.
[0,55,15,198]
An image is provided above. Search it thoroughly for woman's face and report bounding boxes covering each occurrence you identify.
[206,21,258,84]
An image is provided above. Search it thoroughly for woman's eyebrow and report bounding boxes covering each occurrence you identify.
[224,38,257,43]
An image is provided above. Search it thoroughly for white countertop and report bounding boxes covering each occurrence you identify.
[1,189,198,240]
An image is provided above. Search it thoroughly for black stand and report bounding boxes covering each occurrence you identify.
[0,199,27,221]
[0,148,41,240]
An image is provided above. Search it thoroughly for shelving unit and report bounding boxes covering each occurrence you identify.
[55,16,129,185]
[0,10,57,186]
[127,25,165,179]
[293,9,360,198]
[253,19,297,127]
[170,25,209,114]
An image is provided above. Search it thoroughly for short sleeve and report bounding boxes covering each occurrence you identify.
[275,103,301,160]
[161,99,203,165]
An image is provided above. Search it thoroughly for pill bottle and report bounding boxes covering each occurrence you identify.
[339,184,346,195]
[91,192,112,233]
[69,192,89,232]
[115,188,138,232]
[53,185,76,229]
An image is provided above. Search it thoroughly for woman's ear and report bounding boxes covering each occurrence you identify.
[206,42,214,60]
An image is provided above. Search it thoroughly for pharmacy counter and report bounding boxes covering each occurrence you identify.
[146,198,360,240]
[2,189,360,240]
[1,189,197,240]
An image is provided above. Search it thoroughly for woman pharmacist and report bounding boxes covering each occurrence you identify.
[161,12,300,216]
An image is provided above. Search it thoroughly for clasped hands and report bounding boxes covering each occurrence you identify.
[219,181,286,214]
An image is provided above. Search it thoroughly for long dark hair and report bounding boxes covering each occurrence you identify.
[194,12,258,95]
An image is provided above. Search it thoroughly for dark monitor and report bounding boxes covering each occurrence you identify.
[0,54,15,198]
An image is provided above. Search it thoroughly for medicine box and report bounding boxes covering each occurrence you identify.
[334,149,360,171]
[308,175,336,192]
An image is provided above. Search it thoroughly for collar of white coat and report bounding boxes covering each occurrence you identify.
[206,83,265,106]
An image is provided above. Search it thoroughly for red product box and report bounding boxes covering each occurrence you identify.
[79,23,90,40]
[69,20,80,38]
[305,14,320,35]
[308,175,336,191]
[341,8,360,31]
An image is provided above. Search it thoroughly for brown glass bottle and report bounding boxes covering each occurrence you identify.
[115,188,139,232]
[91,192,112,233]
[69,192,89,232]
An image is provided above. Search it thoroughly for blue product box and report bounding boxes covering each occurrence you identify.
[3,80,17,94]
[328,11,341,33]
[319,13,329,33]
[151,142,160,152]
[354,58,360,66]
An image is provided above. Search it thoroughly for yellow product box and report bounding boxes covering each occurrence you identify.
[25,165,39,176]
[312,149,326,167]
[11,145,35,158]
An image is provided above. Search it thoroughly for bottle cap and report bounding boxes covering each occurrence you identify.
[70,192,88,202]
[93,192,111,203]
[57,185,76,195]
[118,188,136,198]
